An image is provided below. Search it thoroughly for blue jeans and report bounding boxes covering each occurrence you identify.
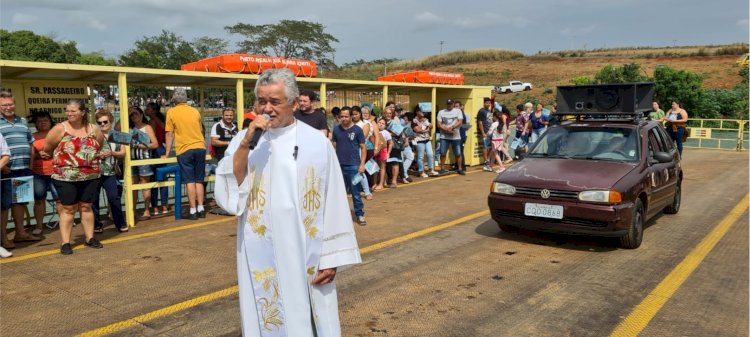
[341,165,364,217]
[668,126,685,155]
[93,174,126,230]
[33,174,59,201]
[359,173,371,196]
[401,146,415,178]
[531,127,545,144]
[150,146,169,209]
[439,138,462,158]
[416,141,434,172]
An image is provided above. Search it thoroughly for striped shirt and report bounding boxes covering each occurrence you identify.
[0,115,33,170]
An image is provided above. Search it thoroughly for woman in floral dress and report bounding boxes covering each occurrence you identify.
[42,99,108,255]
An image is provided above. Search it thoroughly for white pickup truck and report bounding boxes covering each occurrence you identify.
[495,81,533,93]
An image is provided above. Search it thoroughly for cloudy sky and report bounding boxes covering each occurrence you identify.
[1,0,748,65]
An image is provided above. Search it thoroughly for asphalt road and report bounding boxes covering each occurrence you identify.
[0,148,747,337]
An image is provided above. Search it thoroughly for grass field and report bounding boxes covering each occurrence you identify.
[330,44,748,106]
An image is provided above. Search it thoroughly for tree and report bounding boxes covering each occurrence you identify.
[225,20,339,69]
[118,30,198,69]
[192,36,230,59]
[570,76,594,85]
[0,29,80,63]
[653,66,703,116]
[734,66,749,119]
[593,63,649,84]
[77,51,117,66]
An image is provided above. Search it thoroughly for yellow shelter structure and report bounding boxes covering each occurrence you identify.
[0,60,492,227]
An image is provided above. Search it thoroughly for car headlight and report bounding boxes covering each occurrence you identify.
[492,182,516,195]
[578,190,622,203]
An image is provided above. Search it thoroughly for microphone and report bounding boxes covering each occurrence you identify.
[248,114,270,149]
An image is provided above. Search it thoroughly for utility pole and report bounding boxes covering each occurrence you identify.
[440,41,445,54]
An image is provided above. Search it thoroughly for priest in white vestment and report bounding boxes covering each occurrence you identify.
[215,69,361,337]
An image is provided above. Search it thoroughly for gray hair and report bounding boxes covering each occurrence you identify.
[524,102,533,109]
[254,68,299,104]
[173,87,188,103]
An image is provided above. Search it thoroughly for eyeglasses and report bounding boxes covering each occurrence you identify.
[97,120,109,125]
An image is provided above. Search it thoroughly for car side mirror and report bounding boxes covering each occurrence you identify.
[653,151,673,163]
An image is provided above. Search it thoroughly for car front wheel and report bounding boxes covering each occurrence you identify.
[664,182,681,214]
[619,199,644,249]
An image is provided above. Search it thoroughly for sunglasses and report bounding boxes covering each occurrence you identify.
[97,120,109,125]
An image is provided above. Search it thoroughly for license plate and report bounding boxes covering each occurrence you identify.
[525,203,563,219]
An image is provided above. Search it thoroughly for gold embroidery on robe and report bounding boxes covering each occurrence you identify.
[253,268,284,331]
[302,167,321,238]
[246,166,267,237]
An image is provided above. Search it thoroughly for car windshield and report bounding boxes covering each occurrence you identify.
[528,127,639,162]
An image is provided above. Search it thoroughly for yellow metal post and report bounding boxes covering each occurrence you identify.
[118,73,134,228]
[236,79,244,129]
[430,87,437,142]
[737,120,745,151]
[319,83,327,108]
[382,86,389,113]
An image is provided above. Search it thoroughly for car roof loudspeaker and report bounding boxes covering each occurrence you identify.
[555,83,654,115]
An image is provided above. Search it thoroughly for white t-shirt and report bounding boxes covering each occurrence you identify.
[437,108,463,140]
[379,129,392,145]
[210,121,237,139]
[488,121,505,140]
[413,118,432,142]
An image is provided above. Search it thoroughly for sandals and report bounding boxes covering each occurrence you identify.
[94,228,104,233]
[138,214,151,221]
[31,228,43,236]
[13,234,42,243]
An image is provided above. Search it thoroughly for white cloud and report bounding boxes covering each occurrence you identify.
[414,11,442,24]
[11,13,37,25]
[454,12,531,29]
[64,11,107,31]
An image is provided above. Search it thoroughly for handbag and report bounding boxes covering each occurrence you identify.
[681,127,690,142]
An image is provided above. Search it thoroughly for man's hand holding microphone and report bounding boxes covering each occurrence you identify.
[240,114,271,149]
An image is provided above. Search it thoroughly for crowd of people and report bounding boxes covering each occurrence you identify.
[0,88,213,257]
[0,82,689,258]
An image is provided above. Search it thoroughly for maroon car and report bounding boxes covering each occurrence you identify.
[488,115,682,248]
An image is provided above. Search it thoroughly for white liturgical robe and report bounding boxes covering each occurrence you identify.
[215,120,361,337]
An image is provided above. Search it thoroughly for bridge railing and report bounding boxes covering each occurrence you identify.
[684,118,747,151]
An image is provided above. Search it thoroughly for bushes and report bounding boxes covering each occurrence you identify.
[594,63,649,83]
[568,63,749,119]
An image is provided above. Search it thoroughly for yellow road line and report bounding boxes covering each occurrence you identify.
[76,286,239,337]
[360,210,489,254]
[7,168,489,264]
[609,193,749,337]
[75,210,490,337]
[0,218,231,264]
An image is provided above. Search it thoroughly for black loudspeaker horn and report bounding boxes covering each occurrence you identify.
[555,83,654,114]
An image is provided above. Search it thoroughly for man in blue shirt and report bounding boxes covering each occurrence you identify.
[331,107,367,225]
[0,91,42,249]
